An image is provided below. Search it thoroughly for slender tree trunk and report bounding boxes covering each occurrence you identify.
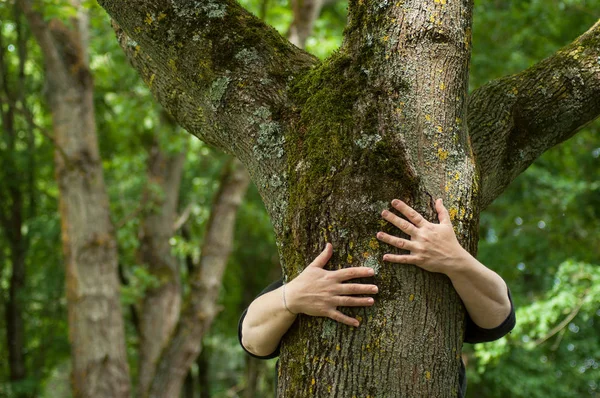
[137,129,186,395]
[287,0,325,48]
[18,1,131,397]
[146,158,250,397]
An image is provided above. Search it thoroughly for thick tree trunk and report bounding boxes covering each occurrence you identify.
[137,131,186,395]
[18,1,131,397]
[275,1,476,395]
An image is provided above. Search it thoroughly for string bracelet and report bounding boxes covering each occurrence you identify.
[282,283,297,315]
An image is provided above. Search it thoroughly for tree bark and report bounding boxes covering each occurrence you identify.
[18,1,131,397]
[96,0,600,396]
[137,128,186,395]
[468,19,600,209]
[144,157,251,397]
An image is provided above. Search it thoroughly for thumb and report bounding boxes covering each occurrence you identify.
[308,243,333,268]
[436,199,452,225]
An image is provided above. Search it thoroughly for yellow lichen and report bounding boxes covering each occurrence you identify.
[369,238,379,250]
[347,254,353,263]
[409,294,415,301]
[437,148,449,160]
[449,207,458,220]
[440,82,446,90]
[145,13,153,25]
[426,371,432,380]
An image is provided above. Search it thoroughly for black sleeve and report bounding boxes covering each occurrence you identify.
[237,278,285,359]
[464,287,516,344]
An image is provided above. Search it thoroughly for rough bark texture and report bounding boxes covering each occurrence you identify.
[18,1,131,397]
[137,133,185,396]
[276,1,475,395]
[146,158,251,398]
[97,0,600,396]
[469,19,600,209]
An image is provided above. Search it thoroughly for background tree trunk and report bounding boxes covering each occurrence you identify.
[18,1,131,397]
[144,157,251,397]
[137,122,186,395]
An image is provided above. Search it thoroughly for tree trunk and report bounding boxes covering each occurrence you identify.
[145,157,251,397]
[96,0,600,396]
[137,128,186,395]
[18,1,131,397]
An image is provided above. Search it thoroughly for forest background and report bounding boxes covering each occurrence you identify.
[0,0,598,397]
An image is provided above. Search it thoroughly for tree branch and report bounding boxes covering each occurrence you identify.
[97,0,317,159]
[469,20,600,209]
[533,288,589,347]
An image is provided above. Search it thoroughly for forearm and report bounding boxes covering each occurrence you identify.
[446,249,512,329]
[241,286,297,356]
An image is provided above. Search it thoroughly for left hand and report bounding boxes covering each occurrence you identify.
[376,198,467,275]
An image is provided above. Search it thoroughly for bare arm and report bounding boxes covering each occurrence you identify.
[241,243,378,357]
[376,199,512,329]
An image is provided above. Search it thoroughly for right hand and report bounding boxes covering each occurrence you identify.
[285,243,378,327]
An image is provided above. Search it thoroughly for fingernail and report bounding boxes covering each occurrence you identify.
[368,298,375,304]
[373,286,379,293]
[392,199,400,206]
[382,210,389,216]
[376,232,382,239]
[368,268,375,276]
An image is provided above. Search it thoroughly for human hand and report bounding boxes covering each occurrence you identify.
[376,198,468,275]
[285,243,378,327]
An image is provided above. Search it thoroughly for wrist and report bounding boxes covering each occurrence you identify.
[445,246,475,279]
[283,280,300,316]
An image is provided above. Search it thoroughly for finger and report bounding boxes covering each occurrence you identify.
[436,198,452,225]
[376,231,414,251]
[328,310,360,327]
[382,254,421,265]
[381,209,418,236]
[333,266,375,281]
[391,199,427,227]
[309,243,333,268]
[334,296,375,307]
[337,283,379,295]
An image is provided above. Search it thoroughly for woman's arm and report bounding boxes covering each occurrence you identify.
[241,243,378,357]
[376,198,512,329]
